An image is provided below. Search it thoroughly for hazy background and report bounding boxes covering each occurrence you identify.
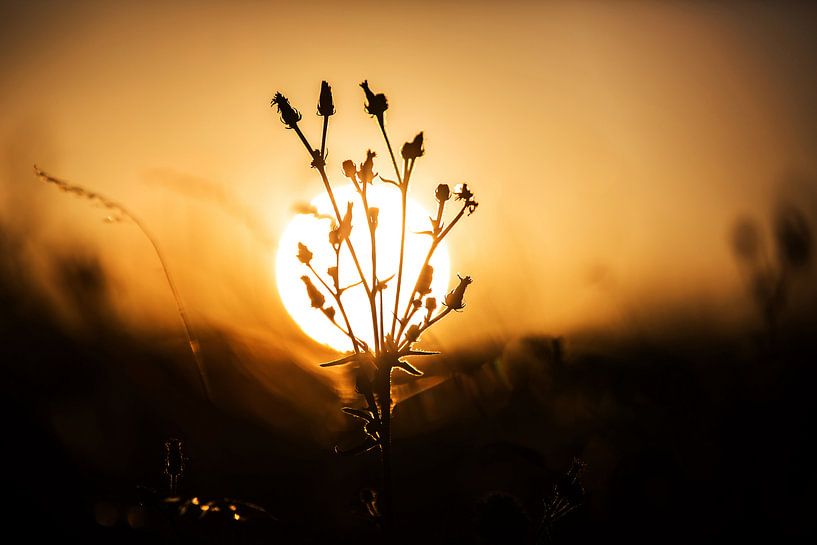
[3,0,816,351]
[3,1,817,542]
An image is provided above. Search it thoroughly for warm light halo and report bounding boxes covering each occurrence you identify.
[276,183,451,351]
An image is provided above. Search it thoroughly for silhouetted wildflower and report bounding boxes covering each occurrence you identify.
[445,275,472,310]
[297,242,313,265]
[301,275,326,309]
[401,132,424,160]
[360,80,388,119]
[274,81,481,526]
[271,92,302,129]
[317,80,335,117]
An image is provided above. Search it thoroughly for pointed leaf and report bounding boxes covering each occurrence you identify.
[333,438,379,456]
[342,407,374,422]
[404,349,441,357]
[394,359,424,376]
[320,353,362,367]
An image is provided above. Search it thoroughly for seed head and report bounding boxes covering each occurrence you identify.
[271,92,302,129]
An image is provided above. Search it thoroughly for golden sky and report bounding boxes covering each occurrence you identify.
[2,0,817,354]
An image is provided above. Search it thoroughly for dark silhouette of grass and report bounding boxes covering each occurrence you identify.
[31,166,212,402]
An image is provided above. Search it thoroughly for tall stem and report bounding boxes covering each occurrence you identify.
[290,124,378,352]
[378,118,402,187]
[390,158,412,337]
[320,116,329,160]
[378,363,393,532]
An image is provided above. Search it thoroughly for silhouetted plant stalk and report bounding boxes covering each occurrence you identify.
[32,166,213,402]
[272,81,479,529]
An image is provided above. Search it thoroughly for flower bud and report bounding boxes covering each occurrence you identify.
[435,184,451,203]
[401,132,424,160]
[417,265,433,296]
[271,92,302,129]
[359,150,376,185]
[444,275,472,310]
[405,324,420,344]
[342,160,357,179]
[360,80,388,119]
[297,242,313,265]
[425,297,437,313]
[301,275,326,309]
[317,80,335,117]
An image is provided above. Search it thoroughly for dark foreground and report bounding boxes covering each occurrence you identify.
[3,228,817,544]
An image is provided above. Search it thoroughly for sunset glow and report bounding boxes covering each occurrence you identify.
[276,184,451,350]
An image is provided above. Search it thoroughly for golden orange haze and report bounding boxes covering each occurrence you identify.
[2,0,817,356]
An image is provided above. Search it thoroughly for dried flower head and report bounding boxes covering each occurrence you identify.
[271,92,302,129]
[455,183,479,215]
[401,132,424,161]
[317,80,335,117]
[360,80,388,119]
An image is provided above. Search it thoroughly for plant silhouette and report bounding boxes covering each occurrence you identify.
[31,166,212,401]
[271,80,478,530]
[730,201,813,351]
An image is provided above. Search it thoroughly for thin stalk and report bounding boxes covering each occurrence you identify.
[398,307,453,353]
[396,202,468,343]
[320,116,329,160]
[33,166,212,402]
[358,180,381,351]
[377,118,402,187]
[289,124,379,352]
[377,363,393,532]
[390,157,412,338]
[307,263,362,353]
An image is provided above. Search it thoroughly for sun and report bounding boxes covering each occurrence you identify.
[276,184,451,351]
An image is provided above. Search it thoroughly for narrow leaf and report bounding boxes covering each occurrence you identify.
[320,353,362,367]
[342,407,374,422]
[394,360,424,376]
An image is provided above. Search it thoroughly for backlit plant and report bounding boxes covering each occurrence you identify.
[271,80,478,525]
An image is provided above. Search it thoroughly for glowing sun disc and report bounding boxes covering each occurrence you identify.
[276,184,451,351]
